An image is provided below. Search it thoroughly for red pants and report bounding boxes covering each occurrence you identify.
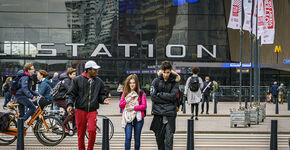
[75,109,98,150]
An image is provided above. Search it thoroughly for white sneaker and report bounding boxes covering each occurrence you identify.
[24,122,28,129]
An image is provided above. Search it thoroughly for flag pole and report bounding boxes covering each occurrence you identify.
[239,0,244,110]
[254,0,259,105]
[249,0,254,108]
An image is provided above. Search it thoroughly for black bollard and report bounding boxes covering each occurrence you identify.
[245,97,248,109]
[275,98,279,114]
[102,118,109,150]
[187,119,194,150]
[183,96,187,114]
[270,120,278,150]
[17,118,24,150]
[213,99,217,114]
[287,92,290,110]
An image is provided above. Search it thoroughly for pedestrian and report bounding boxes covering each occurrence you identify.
[184,67,204,120]
[119,74,147,150]
[117,79,124,113]
[201,76,213,114]
[277,83,286,104]
[50,72,60,111]
[2,77,12,109]
[270,81,279,104]
[212,80,219,103]
[50,72,60,88]
[66,61,110,150]
[150,61,180,150]
[54,67,76,133]
[15,63,39,127]
[37,70,52,101]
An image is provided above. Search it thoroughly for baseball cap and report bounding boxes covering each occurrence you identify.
[85,61,100,69]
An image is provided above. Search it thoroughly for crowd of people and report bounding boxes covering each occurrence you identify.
[0,60,287,150]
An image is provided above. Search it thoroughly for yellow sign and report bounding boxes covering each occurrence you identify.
[275,45,282,53]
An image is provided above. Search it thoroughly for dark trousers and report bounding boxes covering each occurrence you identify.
[201,94,210,114]
[16,96,36,121]
[54,100,74,126]
[3,92,12,107]
[124,118,144,150]
[191,103,199,117]
[155,123,174,150]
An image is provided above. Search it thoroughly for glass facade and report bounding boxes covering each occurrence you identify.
[0,0,288,94]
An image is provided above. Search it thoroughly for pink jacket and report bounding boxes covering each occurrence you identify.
[119,91,147,119]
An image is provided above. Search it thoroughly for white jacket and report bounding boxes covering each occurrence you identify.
[184,74,204,104]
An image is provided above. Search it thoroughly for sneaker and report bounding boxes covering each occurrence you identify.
[195,117,198,120]
[24,122,28,129]
[59,126,70,133]
[2,106,7,110]
[206,112,209,114]
[200,111,203,114]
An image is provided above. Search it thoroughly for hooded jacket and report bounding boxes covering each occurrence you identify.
[150,70,180,116]
[50,77,60,88]
[184,74,204,104]
[53,73,72,101]
[15,70,39,98]
[270,84,279,96]
[66,72,107,112]
[38,78,52,101]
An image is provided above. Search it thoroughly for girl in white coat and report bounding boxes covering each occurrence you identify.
[184,67,204,120]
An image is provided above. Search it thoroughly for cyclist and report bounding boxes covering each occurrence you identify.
[66,61,110,150]
[54,67,76,133]
[15,63,39,127]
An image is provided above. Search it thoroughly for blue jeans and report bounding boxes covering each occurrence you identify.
[3,92,12,107]
[125,118,144,150]
[16,96,37,121]
[213,93,218,103]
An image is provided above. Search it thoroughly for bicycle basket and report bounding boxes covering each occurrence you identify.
[37,96,52,109]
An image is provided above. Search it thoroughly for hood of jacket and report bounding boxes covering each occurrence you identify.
[59,72,69,80]
[40,78,50,84]
[16,70,31,77]
[157,70,180,83]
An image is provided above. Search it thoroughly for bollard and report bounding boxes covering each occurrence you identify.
[275,98,279,114]
[213,99,217,114]
[102,118,109,150]
[17,118,24,150]
[270,120,278,150]
[245,97,248,109]
[187,119,194,150]
[183,96,187,114]
[287,92,290,110]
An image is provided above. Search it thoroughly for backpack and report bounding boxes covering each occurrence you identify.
[10,75,23,95]
[0,112,10,131]
[50,80,65,100]
[139,90,146,117]
[189,77,200,92]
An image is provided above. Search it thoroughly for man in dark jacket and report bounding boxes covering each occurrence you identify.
[270,81,279,104]
[150,61,180,150]
[201,76,213,114]
[66,61,110,150]
[15,63,39,124]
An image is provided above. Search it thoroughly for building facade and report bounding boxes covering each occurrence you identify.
[0,0,289,94]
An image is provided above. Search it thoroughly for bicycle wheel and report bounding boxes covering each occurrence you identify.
[0,113,17,146]
[85,115,114,144]
[34,116,65,146]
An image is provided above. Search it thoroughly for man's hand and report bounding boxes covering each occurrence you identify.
[32,96,36,100]
[67,106,73,115]
[103,98,110,104]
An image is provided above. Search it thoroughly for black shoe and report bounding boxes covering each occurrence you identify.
[195,117,198,120]
[201,111,203,114]
[206,112,209,114]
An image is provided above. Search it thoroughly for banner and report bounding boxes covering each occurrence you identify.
[252,0,265,38]
[261,0,275,44]
[243,0,253,32]
[227,0,242,29]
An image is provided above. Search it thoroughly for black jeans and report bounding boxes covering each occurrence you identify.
[191,103,199,117]
[201,94,210,113]
[155,123,174,150]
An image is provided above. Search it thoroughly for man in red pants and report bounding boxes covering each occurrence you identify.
[66,61,110,150]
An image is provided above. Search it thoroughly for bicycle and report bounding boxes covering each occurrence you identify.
[48,108,114,144]
[0,96,65,146]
